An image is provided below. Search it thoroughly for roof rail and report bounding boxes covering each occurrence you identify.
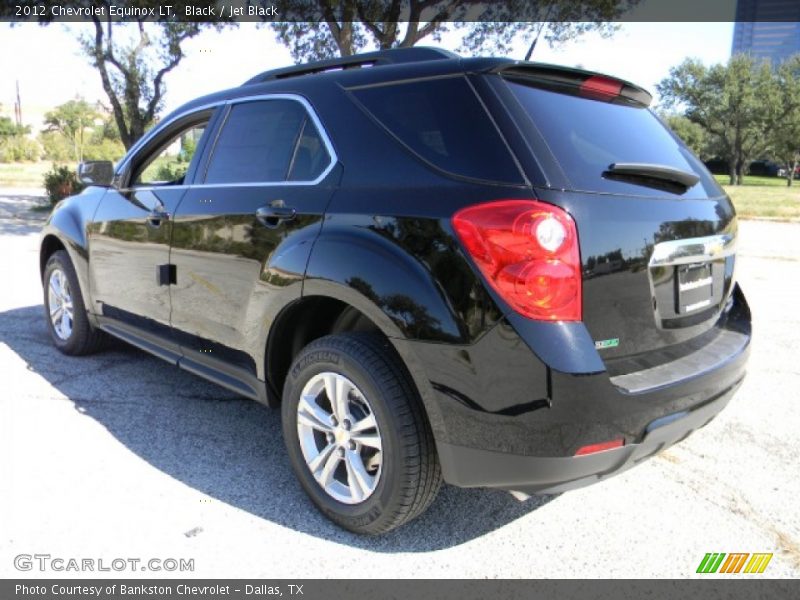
[243,46,459,85]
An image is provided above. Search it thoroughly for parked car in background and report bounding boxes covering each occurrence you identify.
[748,160,785,178]
[39,47,751,534]
[703,157,728,175]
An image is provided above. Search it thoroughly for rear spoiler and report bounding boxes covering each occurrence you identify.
[490,62,652,108]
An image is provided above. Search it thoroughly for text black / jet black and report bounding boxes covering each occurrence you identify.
[41,47,750,534]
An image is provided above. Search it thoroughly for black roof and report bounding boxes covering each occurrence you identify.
[243,46,460,84]
[166,47,651,121]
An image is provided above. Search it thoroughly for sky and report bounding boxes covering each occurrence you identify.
[0,22,735,129]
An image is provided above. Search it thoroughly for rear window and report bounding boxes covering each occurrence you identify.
[351,77,522,184]
[505,79,718,198]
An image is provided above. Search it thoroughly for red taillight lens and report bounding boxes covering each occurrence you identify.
[452,200,582,321]
[574,438,625,456]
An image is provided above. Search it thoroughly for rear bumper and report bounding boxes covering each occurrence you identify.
[398,284,750,492]
[437,377,741,494]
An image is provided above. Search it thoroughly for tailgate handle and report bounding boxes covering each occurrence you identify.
[649,234,736,267]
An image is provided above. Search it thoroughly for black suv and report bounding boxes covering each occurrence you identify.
[40,47,750,534]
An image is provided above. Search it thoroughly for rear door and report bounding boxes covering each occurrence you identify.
[484,70,738,361]
[169,95,339,387]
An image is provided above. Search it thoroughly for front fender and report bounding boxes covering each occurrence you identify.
[40,187,106,314]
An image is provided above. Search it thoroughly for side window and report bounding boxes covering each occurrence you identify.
[134,122,208,186]
[287,117,330,182]
[204,99,312,184]
[351,77,522,183]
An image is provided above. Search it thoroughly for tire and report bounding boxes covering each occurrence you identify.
[43,250,107,356]
[282,332,442,534]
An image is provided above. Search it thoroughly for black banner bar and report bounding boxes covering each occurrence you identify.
[2,579,800,600]
[3,0,798,24]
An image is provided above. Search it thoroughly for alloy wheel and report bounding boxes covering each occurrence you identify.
[48,268,74,341]
[296,371,383,504]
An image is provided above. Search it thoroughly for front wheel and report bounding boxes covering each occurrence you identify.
[281,333,441,534]
[43,250,107,355]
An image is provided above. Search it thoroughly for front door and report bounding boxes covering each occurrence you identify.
[88,111,217,355]
[169,96,339,384]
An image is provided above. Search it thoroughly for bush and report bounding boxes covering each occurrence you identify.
[83,138,125,162]
[0,135,42,162]
[155,161,187,182]
[39,131,74,161]
[44,164,85,206]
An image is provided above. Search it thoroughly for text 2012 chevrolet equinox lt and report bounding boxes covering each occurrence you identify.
[40,47,751,534]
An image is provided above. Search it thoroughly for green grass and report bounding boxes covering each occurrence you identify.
[721,183,800,220]
[713,174,789,187]
[0,161,76,189]
[711,173,800,220]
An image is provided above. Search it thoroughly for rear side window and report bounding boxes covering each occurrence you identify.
[205,99,306,184]
[505,80,718,198]
[351,77,522,184]
[287,117,329,182]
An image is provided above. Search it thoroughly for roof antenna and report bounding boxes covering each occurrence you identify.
[524,4,555,61]
[524,38,538,61]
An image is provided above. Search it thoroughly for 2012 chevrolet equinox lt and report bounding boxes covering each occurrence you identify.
[40,47,751,534]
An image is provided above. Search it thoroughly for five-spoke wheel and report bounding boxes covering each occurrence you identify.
[282,333,442,534]
[47,268,74,341]
[297,372,383,504]
[43,250,107,355]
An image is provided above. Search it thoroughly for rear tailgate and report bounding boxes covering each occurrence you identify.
[483,66,738,366]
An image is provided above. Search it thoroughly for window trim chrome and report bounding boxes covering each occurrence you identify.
[118,93,338,189]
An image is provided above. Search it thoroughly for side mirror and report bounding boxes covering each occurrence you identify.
[77,161,114,187]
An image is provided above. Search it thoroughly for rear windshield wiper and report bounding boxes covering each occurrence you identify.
[603,163,700,191]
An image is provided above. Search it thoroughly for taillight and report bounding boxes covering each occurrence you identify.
[452,200,582,321]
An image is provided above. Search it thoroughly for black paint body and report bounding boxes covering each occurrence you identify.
[40,51,751,493]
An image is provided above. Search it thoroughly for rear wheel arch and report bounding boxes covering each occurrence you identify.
[266,294,392,403]
[265,291,447,449]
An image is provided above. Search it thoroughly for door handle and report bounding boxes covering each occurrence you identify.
[146,209,170,228]
[256,205,296,228]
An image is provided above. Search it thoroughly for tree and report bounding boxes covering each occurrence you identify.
[769,55,800,186]
[0,115,29,138]
[43,98,99,162]
[5,1,228,149]
[657,55,782,185]
[82,15,216,149]
[661,113,708,160]
[265,0,639,63]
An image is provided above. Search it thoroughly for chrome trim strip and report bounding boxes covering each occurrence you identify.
[117,93,338,187]
[649,233,736,268]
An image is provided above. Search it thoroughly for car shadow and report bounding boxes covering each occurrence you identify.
[0,304,555,552]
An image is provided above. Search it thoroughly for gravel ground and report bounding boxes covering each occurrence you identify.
[0,188,798,578]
